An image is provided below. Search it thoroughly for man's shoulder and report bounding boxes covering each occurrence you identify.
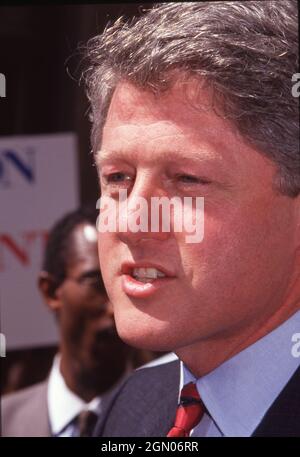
[253,364,300,437]
[1,381,50,436]
[95,358,180,437]
[130,355,180,385]
[2,381,48,410]
[100,356,180,409]
[111,356,180,401]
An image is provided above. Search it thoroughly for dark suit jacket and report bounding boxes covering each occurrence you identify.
[94,360,300,437]
[1,381,50,437]
[1,375,128,437]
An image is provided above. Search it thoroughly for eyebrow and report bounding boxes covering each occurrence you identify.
[95,148,220,168]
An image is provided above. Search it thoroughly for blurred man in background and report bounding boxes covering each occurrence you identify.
[2,207,132,436]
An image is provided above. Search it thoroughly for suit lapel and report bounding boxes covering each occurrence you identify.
[100,360,180,437]
[135,363,180,436]
[252,364,300,436]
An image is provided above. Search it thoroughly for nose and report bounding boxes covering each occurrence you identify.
[117,172,172,246]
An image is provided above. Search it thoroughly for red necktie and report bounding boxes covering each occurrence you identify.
[167,382,205,437]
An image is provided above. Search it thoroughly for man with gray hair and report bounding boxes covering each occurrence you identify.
[83,1,300,436]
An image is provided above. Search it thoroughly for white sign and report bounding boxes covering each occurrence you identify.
[0,133,79,349]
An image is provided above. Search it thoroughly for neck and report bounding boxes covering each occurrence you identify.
[177,301,299,379]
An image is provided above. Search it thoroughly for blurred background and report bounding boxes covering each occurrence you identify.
[0,3,157,395]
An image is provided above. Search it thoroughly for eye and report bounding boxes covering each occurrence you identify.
[177,174,199,183]
[100,170,135,197]
[101,171,134,187]
[176,174,210,185]
[104,172,130,183]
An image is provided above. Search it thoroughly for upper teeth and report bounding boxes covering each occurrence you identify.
[132,267,166,279]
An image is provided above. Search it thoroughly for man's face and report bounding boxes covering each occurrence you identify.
[96,80,299,360]
[56,223,129,376]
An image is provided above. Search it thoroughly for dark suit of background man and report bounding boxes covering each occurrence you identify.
[2,207,132,436]
[82,1,300,436]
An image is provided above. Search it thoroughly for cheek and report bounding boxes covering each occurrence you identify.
[172,198,204,245]
[58,292,84,336]
[98,233,109,266]
[179,198,295,302]
[98,231,113,252]
[59,289,85,313]
[98,233,117,286]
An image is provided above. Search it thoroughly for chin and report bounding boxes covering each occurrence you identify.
[118,332,174,352]
[114,312,179,352]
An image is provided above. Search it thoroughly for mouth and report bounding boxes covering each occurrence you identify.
[120,262,176,298]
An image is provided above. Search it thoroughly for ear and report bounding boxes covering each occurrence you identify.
[37,271,63,312]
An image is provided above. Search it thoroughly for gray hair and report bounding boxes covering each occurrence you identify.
[83,1,299,197]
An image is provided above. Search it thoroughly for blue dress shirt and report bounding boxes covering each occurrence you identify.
[181,311,300,437]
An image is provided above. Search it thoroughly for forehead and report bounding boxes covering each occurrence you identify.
[68,223,99,267]
[98,80,276,187]
[103,79,235,144]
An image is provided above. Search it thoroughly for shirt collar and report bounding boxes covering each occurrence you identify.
[182,311,300,437]
[47,354,101,436]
